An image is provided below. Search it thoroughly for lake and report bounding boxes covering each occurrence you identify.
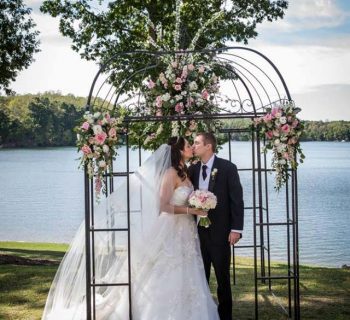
[0,142,349,268]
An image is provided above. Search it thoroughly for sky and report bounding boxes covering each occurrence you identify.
[12,0,350,121]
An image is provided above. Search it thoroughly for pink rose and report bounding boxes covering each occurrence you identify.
[156,108,163,116]
[254,117,262,125]
[108,128,117,138]
[147,79,155,89]
[181,69,188,79]
[271,107,281,117]
[81,122,90,130]
[105,113,111,121]
[188,64,195,71]
[187,97,194,107]
[283,152,290,160]
[281,124,290,133]
[156,96,163,108]
[201,89,209,100]
[198,65,205,73]
[288,137,298,145]
[174,84,182,91]
[171,61,178,68]
[175,77,182,84]
[263,114,273,122]
[81,144,92,154]
[95,132,107,145]
[273,130,280,137]
[265,131,274,139]
[175,103,184,113]
[97,120,103,125]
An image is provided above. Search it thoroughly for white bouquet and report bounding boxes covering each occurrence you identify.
[188,190,217,228]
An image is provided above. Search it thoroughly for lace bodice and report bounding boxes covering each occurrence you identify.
[170,185,194,206]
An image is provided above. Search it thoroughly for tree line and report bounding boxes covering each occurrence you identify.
[0,93,349,147]
[0,93,86,147]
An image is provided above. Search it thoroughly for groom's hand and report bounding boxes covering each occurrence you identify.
[228,232,241,245]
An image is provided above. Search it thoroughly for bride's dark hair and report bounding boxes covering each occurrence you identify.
[167,136,188,181]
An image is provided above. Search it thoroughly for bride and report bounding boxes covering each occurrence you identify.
[42,136,220,320]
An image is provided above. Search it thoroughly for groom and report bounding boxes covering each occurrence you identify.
[189,132,244,320]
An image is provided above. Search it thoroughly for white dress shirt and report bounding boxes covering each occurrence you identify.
[199,154,242,234]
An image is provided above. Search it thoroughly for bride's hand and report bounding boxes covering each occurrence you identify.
[190,208,208,217]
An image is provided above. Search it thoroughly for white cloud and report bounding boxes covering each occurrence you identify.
[261,0,348,31]
[294,84,350,120]
[12,5,99,96]
[250,42,350,95]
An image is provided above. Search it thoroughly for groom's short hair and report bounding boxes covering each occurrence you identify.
[198,132,217,152]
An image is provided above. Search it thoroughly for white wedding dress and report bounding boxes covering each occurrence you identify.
[43,145,219,320]
[131,185,219,320]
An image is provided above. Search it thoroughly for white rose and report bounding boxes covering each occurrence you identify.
[277,143,286,153]
[274,139,280,146]
[181,91,187,96]
[279,159,286,165]
[103,145,110,153]
[175,94,182,101]
[93,125,103,134]
[93,112,101,119]
[189,81,198,91]
[162,93,171,101]
[280,116,287,124]
[99,160,106,168]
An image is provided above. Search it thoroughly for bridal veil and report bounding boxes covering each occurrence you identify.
[42,144,176,319]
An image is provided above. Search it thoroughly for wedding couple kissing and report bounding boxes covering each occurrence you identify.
[43,132,244,320]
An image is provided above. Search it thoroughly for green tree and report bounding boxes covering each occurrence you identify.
[0,0,40,95]
[40,0,288,87]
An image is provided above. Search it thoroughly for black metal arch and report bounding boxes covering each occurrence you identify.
[84,47,300,320]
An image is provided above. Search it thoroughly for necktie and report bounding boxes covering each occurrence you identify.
[202,165,207,180]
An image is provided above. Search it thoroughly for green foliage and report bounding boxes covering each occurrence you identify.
[301,120,350,142]
[40,0,288,89]
[0,0,40,95]
[0,92,86,147]
[1,241,350,320]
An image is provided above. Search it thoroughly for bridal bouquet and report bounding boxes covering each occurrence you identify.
[188,190,217,228]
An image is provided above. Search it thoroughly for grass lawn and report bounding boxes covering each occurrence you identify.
[1,241,349,320]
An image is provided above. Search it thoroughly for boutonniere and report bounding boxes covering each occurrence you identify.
[211,168,218,181]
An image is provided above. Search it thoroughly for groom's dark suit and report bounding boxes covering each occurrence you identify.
[189,155,244,320]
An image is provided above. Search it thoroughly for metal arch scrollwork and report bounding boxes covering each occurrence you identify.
[83,47,301,320]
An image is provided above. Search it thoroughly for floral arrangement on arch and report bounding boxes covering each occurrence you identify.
[253,102,305,191]
[135,58,222,149]
[76,110,124,198]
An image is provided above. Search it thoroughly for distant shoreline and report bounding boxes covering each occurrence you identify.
[0,140,349,149]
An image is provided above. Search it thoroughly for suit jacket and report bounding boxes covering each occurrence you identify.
[188,156,244,245]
